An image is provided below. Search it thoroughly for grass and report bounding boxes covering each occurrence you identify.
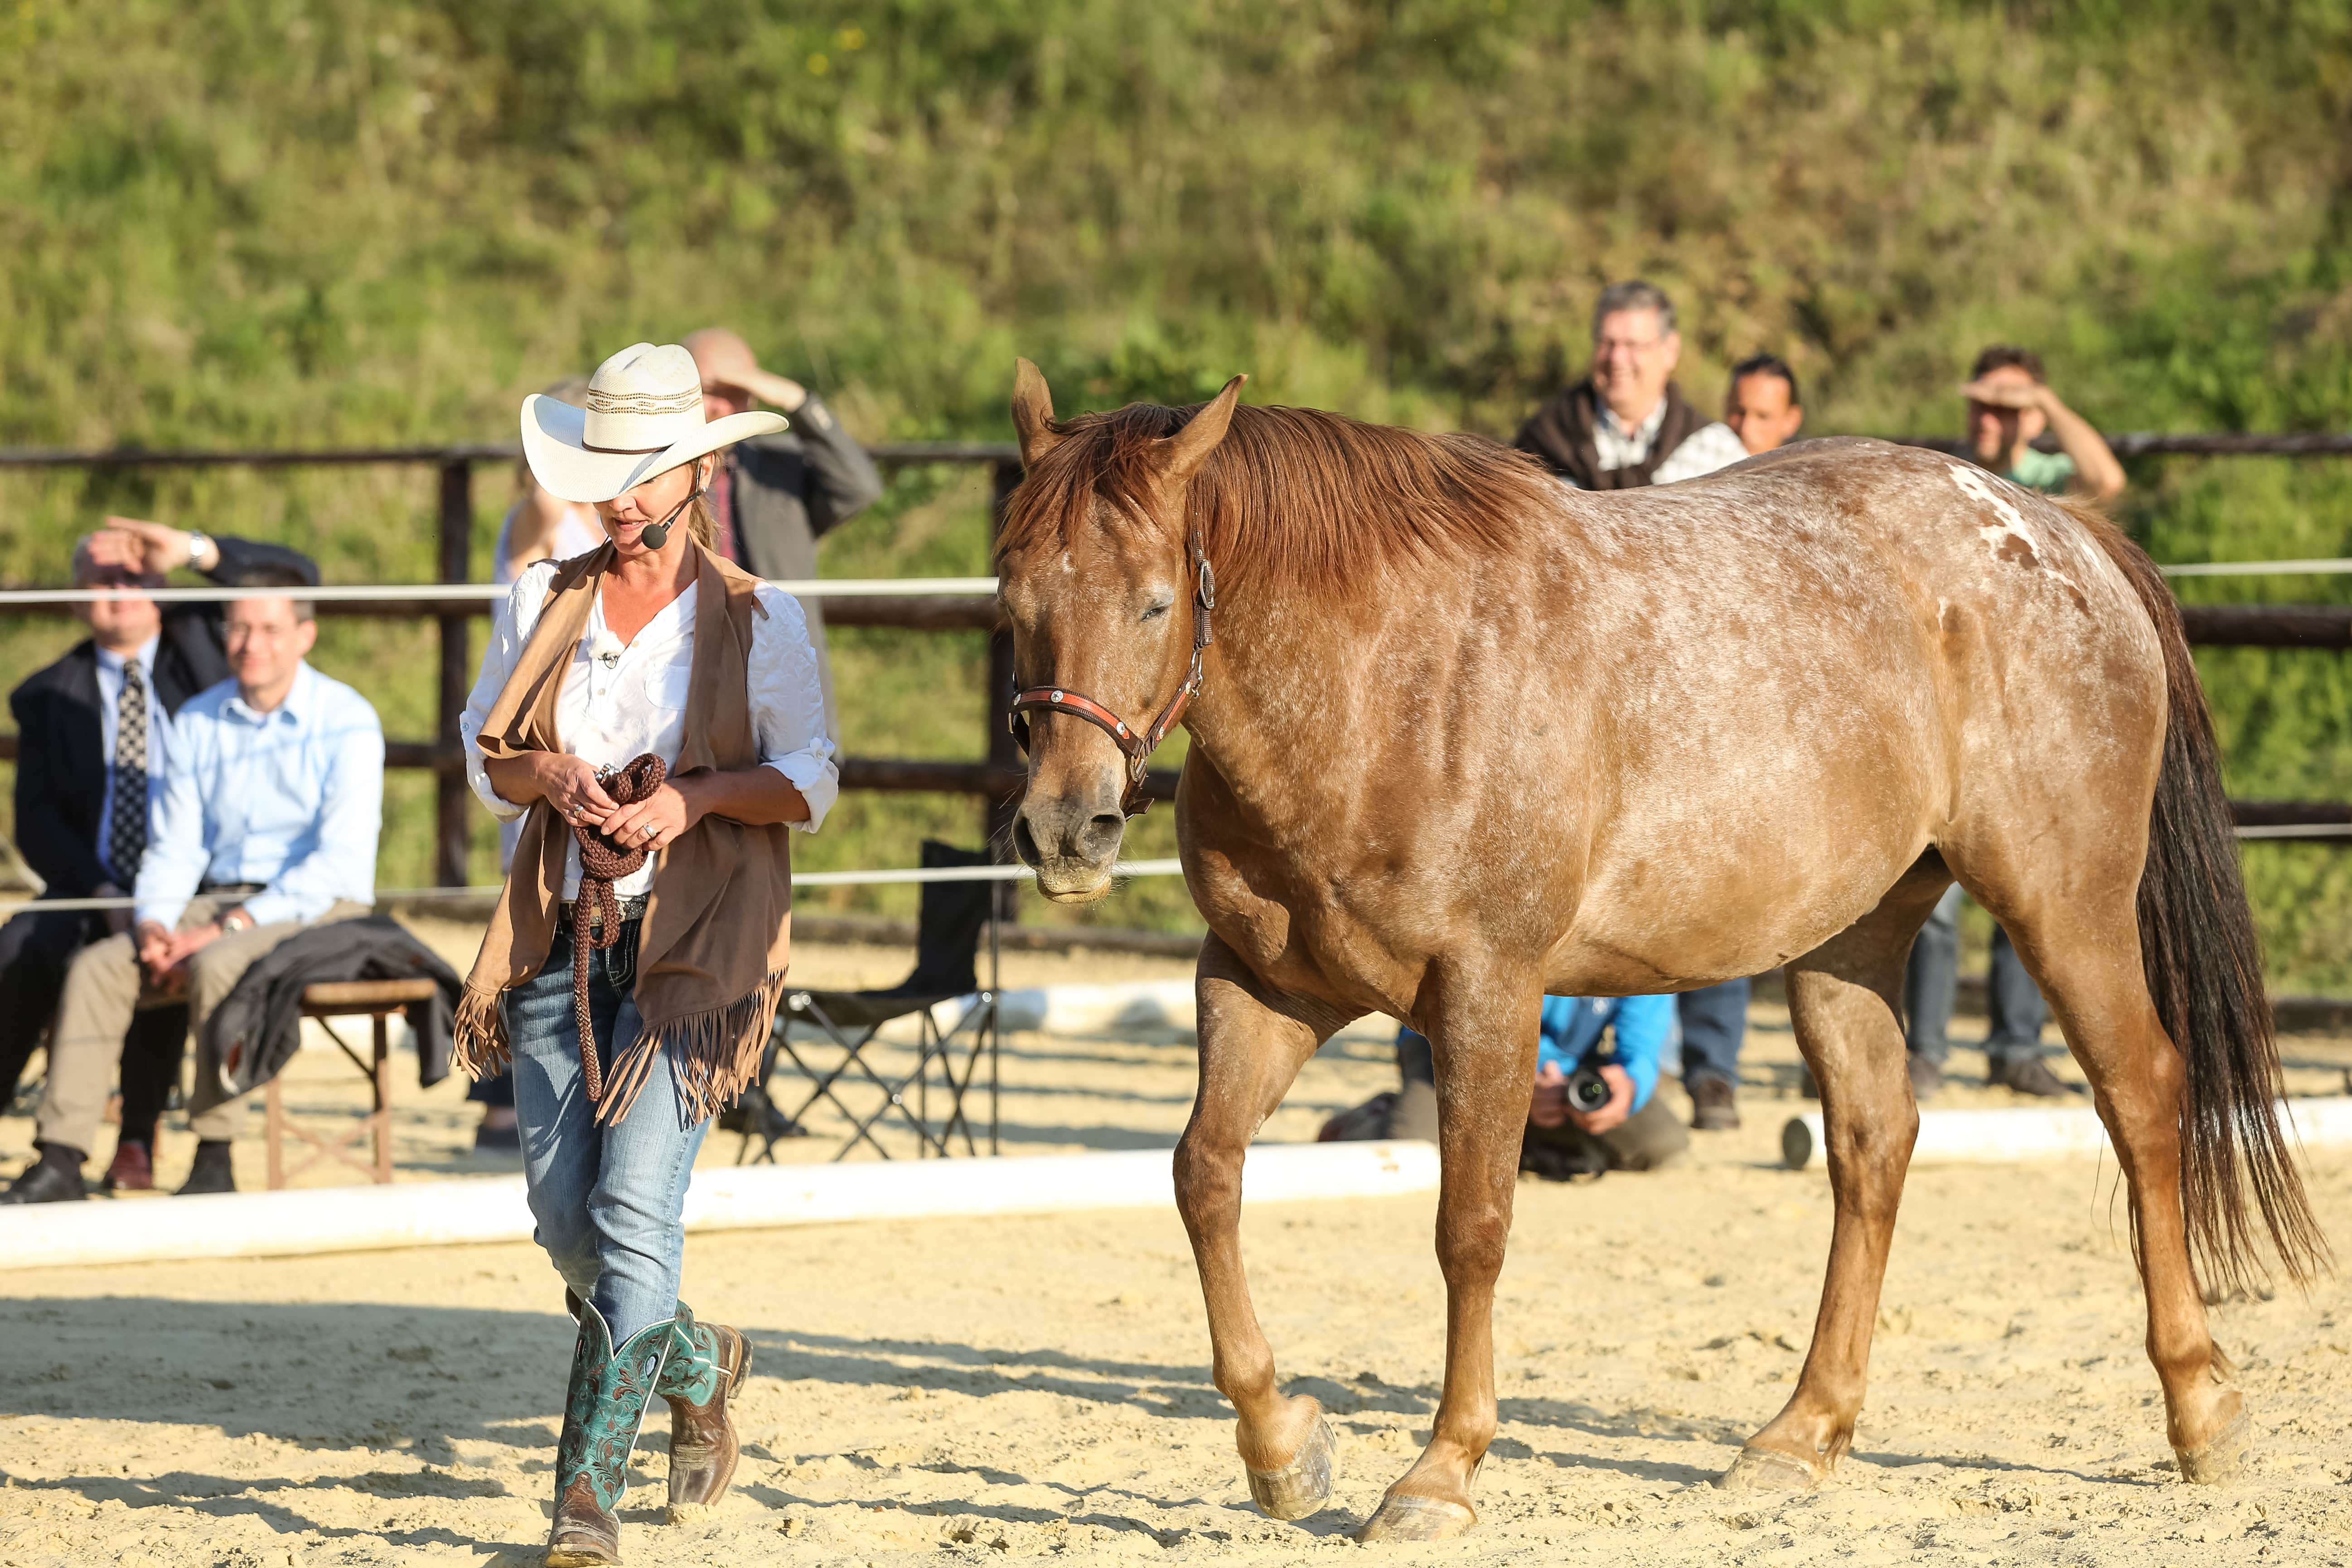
[1,0,2349,976]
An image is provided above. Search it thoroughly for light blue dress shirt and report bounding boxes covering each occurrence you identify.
[134,662,385,929]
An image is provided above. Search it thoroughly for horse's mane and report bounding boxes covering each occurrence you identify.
[997,400,1558,597]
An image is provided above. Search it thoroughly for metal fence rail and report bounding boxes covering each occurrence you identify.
[3,431,2347,883]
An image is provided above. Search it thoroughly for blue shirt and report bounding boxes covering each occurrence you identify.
[1536,995,1675,1112]
[1394,992,1676,1115]
[135,662,384,929]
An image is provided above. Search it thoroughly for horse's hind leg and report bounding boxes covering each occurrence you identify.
[1723,870,1946,1490]
[1984,899,2246,1478]
[1355,973,1543,1542]
[1174,934,1352,1521]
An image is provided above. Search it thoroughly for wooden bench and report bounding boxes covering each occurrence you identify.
[264,978,441,1190]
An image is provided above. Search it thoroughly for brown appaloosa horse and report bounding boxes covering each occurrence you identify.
[995,361,2327,1541]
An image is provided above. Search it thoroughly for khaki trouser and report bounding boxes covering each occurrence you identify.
[34,896,369,1158]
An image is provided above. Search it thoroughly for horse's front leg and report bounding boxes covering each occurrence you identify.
[1174,933,1350,1521]
[1356,981,1543,1543]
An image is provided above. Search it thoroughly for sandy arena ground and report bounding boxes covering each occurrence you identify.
[5,934,2352,1566]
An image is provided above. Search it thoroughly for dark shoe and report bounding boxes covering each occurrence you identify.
[716,1086,805,1142]
[474,1118,522,1153]
[656,1304,750,1520]
[1316,1091,1396,1143]
[176,1140,237,1195]
[548,1299,672,1566]
[102,1139,154,1193]
[1907,1053,1944,1102]
[1988,1052,2076,1098]
[1688,1074,1741,1131]
[0,1149,86,1205]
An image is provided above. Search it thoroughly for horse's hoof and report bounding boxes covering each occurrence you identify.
[1353,1490,1477,1543]
[1716,1445,1819,1491]
[1246,1412,1336,1520]
[2177,1411,2250,1484]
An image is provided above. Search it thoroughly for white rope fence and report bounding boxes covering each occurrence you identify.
[0,859,1189,915]
[0,559,2348,605]
[0,577,997,606]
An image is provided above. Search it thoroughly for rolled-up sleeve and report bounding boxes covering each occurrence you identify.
[749,583,840,832]
[461,566,553,824]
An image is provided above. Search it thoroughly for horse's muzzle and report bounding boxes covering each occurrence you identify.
[1012,787,1126,902]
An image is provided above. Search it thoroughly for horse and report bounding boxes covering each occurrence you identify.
[993,361,2327,1541]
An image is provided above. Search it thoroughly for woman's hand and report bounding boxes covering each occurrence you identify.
[486,752,620,829]
[600,781,703,855]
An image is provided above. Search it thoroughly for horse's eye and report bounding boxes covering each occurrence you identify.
[1141,599,1173,623]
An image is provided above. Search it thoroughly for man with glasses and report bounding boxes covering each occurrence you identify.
[0,521,315,1193]
[1513,279,1749,489]
[2,583,377,1203]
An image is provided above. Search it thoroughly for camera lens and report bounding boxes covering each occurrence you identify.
[1567,1067,1611,1113]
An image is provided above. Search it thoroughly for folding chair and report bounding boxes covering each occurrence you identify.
[741,840,1001,1163]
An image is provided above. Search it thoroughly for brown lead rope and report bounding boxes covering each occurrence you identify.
[569,753,669,1103]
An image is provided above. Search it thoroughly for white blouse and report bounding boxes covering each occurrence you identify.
[460,560,839,900]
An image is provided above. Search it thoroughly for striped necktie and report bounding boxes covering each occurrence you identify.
[109,659,150,883]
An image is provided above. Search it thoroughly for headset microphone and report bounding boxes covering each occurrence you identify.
[637,473,706,551]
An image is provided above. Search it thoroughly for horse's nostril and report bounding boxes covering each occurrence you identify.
[1011,815,1043,867]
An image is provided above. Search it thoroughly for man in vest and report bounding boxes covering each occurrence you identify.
[1513,284,1757,1132]
[1513,279,1750,489]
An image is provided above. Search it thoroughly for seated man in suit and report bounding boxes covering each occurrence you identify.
[0,520,318,1191]
[0,584,380,1202]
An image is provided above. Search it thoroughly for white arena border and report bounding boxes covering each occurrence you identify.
[0,1139,1439,1272]
[1780,1096,2352,1170]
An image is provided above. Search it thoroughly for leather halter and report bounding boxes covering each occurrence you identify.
[1009,532,1216,818]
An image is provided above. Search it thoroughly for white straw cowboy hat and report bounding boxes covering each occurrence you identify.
[520,342,787,504]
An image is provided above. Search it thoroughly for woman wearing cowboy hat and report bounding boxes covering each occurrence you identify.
[456,341,838,1566]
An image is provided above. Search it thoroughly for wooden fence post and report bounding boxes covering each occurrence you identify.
[435,458,472,887]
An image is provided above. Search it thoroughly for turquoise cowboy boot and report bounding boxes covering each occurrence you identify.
[547,1299,673,1567]
[654,1304,752,1521]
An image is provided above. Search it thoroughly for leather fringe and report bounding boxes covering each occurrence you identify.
[595,969,792,1128]
[451,986,512,1079]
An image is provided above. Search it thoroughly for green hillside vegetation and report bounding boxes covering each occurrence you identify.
[3,2,2351,980]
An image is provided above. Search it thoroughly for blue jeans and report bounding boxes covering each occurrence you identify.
[1677,978,1748,1088]
[505,918,710,1343]
[1905,886,2047,1067]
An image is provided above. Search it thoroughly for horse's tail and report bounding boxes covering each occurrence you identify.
[2074,501,2329,1293]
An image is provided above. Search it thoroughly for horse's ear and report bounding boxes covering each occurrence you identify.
[1153,374,1248,495]
[1011,358,1064,469]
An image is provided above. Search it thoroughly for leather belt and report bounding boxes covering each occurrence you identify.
[561,893,647,927]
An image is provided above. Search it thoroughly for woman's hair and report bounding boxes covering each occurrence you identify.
[686,492,716,548]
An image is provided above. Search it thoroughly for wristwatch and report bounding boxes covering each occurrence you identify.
[220,906,255,934]
[186,530,214,570]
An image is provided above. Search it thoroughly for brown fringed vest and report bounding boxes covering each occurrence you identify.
[1511,380,1713,490]
[452,542,795,1125]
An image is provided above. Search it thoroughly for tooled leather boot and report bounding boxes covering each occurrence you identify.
[654,1304,751,1521]
[547,1299,673,1567]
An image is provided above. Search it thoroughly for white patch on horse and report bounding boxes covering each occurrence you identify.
[1947,464,2083,605]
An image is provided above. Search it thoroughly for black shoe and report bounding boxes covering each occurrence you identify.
[716,1089,805,1142]
[0,1158,86,1205]
[1988,1052,2076,1098]
[473,1119,522,1153]
[1907,1053,1944,1102]
[1316,1091,1397,1143]
[1688,1074,1741,1131]
[177,1141,237,1195]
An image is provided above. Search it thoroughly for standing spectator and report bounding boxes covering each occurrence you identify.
[1724,353,1806,455]
[682,328,884,741]
[0,589,381,1203]
[493,377,606,585]
[1904,346,2125,1100]
[1512,279,1749,488]
[0,521,316,1193]
[1960,344,2126,501]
